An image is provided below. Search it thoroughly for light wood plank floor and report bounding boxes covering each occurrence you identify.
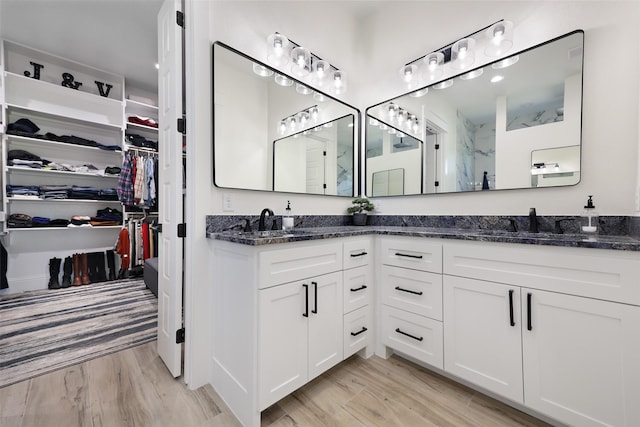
[1,342,550,427]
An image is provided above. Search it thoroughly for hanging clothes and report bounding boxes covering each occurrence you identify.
[1,240,8,289]
[116,227,130,275]
[117,153,135,206]
[134,155,145,205]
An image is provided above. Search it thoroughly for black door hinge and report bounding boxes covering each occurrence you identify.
[323,151,327,156]
[177,117,186,134]
[176,11,185,28]
[176,328,185,343]
[435,144,440,150]
[156,223,163,233]
[434,181,440,187]
[177,223,186,238]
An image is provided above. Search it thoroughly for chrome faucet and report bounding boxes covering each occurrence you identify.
[258,208,274,231]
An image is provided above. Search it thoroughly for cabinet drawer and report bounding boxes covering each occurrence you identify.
[343,238,372,270]
[381,265,443,320]
[443,240,640,305]
[380,237,442,273]
[344,306,371,359]
[259,241,342,289]
[381,305,443,369]
[343,265,372,314]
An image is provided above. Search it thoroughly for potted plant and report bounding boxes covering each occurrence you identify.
[347,197,375,226]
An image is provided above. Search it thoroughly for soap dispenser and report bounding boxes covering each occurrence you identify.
[581,195,598,234]
[283,201,294,230]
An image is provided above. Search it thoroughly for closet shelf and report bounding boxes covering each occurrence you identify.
[126,121,158,132]
[7,134,123,156]
[7,197,121,204]
[7,225,122,232]
[5,103,123,133]
[6,166,120,179]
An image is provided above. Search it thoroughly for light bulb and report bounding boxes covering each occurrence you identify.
[485,21,514,57]
[267,33,290,66]
[290,46,311,77]
[278,120,286,135]
[412,119,419,133]
[330,69,347,95]
[310,106,319,122]
[289,116,296,130]
[397,109,407,125]
[388,103,397,119]
[451,38,476,70]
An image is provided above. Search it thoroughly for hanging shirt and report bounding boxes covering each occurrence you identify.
[116,227,130,271]
[117,153,135,206]
[145,156,156,207]
[134,155,145,204]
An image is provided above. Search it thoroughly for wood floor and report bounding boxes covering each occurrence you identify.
[1,342,550,427]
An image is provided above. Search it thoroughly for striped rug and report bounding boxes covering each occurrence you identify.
[0,279,157,388]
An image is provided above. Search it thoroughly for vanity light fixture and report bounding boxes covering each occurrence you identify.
[383,102,421,134]
[279,105,320,135]
[267,33,290,66]
[267,32,348,94]
[485,20,514,57]
[400,19,515,88]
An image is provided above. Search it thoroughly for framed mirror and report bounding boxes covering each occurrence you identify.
[213,42,360,196]
[365,30,584,196]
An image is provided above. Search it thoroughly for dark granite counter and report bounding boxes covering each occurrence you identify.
[207,226,640,251]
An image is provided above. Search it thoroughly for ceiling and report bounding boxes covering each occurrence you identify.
[0,0,164,95]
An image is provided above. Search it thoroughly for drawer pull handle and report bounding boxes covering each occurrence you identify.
[527,292,533,331]
[509,289,515,327]
[350,285,367,292]
[312,281,318,314]
[351,327,368,336]
[350,252,368,257]
[395,328,423,342]
[395,286,423,296]
[395,252,423,259]
[302,284,309,318]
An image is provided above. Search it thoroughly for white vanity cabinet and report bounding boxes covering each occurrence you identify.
[378,237,444,369]
[443,240,640,427]
[210,236,373,427]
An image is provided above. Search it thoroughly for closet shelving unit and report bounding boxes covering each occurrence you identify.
[1,40,125,237]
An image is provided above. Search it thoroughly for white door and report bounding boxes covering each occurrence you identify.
[308,271,343,380]
[258,281,308,410]
[443,276,524,404]
[522,289,640,427]
[156,0,184,378]
[306,140,326,194]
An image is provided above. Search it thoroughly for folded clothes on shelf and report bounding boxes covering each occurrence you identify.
[7,213,33,228]
[6,185,41,197]
[8,149,50,168]
[126,133,158,150]
[128,115,158,128]
[7,118,40,134]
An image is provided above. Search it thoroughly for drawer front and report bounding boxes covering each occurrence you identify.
[443,240,640,305]
[343,238,372,270]
[343,265,372,314]
[259,241,342,289]
[343,306,371,359]
[380,237,442,273]
[381,265,443,320]
[381,305,443,369]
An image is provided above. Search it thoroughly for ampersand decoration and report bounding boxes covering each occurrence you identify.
[24,61,44,79]
[95,80,113,98]
[61,72,83,90]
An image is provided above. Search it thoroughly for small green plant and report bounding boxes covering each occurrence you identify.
[347,197,375,214]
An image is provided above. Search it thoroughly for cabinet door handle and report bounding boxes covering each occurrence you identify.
[527,292,533,331]
[350,327,368,336]
[395,328,423,342]
[395,252,423,259]
[350,252,368,257]
[311,281,318,314]
[394,286,423,296]
[509,289,515,327]
[302,284,309,318]
[350,285,367,292]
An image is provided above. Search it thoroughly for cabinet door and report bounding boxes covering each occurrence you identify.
[258,281,308,410]
[308,271,344,380]
[443,276,523,403]
[522,289,640,427]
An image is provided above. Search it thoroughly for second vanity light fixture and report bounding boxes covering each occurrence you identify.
[278,105,320,135]
[266,32,347,95]
[399,19,514,93]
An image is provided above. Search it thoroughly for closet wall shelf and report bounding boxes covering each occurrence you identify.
[6,166,120,179]
[7,134,124,156]
[6,225,122,232]
[6,103,124,133]
[7,197,121,204]
[126,121,158,132]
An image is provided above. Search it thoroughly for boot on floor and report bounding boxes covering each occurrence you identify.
[61,256,73,288]
[73,254,82,286]
[48,257,61,289]
[86,252,97,283]
[106,250,116,281]
[95,252,107,282]
[80,253,90,285]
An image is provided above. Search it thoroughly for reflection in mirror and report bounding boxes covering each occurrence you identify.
[530,145,580,188]
[273,115,354,195]
[366,119,423,196]
[365,30,583,196]
[213,42,359,196]
[372,168,405,196]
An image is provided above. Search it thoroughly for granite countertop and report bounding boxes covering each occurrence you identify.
[207,226,640,251]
